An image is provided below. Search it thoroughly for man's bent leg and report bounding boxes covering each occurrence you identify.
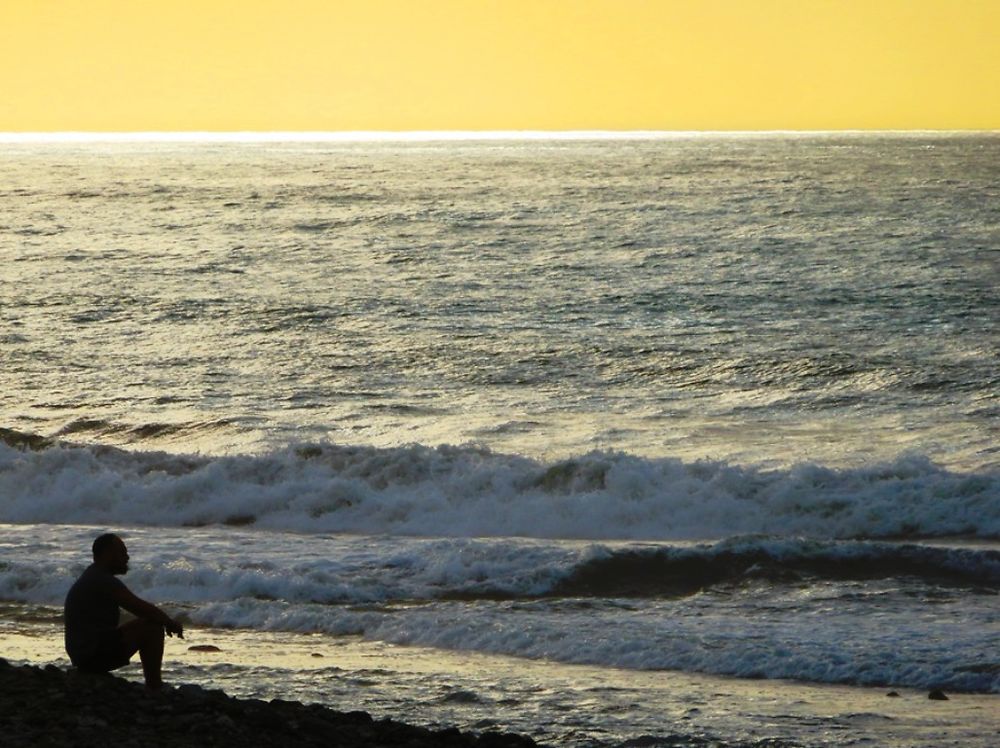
[118,618,166,690]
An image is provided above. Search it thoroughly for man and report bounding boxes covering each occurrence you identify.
[64,533,184,690]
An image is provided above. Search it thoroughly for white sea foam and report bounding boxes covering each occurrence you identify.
[2,529,995,611]
[0,530,575,608]
[0,441,996,540]
[183,590,1000,693]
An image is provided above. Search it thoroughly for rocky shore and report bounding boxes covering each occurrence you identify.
[0,658,539,748]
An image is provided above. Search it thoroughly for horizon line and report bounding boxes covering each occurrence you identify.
[2,129,999,144]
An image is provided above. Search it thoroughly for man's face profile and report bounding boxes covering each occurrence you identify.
[111,538,130,575]
[99,535,130,575]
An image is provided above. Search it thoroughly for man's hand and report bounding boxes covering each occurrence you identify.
[165,619,185,639]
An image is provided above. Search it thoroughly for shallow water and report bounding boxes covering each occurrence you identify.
[6,618,999,748]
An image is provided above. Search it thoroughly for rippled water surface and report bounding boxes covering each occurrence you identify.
[2,134,998,467]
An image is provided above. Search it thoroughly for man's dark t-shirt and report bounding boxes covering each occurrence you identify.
[64,564,126,666]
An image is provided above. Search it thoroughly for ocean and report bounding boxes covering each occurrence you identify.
[1,133,998,746]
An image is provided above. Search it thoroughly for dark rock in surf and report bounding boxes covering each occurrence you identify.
[927,689,949,700]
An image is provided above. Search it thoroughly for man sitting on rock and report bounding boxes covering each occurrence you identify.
[64,533,184,690]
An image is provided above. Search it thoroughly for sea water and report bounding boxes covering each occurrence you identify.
[1,134,998,746]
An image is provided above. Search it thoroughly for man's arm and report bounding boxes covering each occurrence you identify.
[111,584,184,638]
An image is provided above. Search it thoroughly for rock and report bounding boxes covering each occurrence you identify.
[215,714,237,730]
[0,659,539,748]
[247,708,287,731]
[173,713,204,730]
[620,737,673,748]
[442,689,482,704]
[341,710,374,724]
[928,689,949,701]
[886,691,900,697]
[188,644,223,652]
[177,683,210,700]
[478,732,537,748]
[77,716,110,729]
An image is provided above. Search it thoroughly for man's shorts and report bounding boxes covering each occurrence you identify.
[73,628,132,673]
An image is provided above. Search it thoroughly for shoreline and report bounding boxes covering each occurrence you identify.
[0,657,538,748]
[5,620,999,748]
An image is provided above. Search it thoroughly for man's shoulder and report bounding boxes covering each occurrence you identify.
[72,564,127,591]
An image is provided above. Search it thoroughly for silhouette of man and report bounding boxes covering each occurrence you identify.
[64,533,183,690]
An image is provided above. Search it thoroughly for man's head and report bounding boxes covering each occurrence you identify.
[92,533,129,575]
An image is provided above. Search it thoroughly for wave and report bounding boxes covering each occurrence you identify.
[550,538,1000,597]
[2,527,997,693]
[50,418,236,441]
[1,429,998,540]
[2,531,996,612]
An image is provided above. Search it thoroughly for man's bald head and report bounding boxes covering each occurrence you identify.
[92,533,129,574]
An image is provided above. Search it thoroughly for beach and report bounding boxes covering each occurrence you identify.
[5,616,999,747]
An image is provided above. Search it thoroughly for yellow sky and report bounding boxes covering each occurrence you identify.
[2,0,998,131]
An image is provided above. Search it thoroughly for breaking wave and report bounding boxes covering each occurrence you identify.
[1,429,998,540]
[550,539,1000,597]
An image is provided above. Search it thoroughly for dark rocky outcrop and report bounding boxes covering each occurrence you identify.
[0,658,538,748]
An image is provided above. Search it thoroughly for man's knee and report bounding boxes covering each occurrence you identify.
[123,617,164,645]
